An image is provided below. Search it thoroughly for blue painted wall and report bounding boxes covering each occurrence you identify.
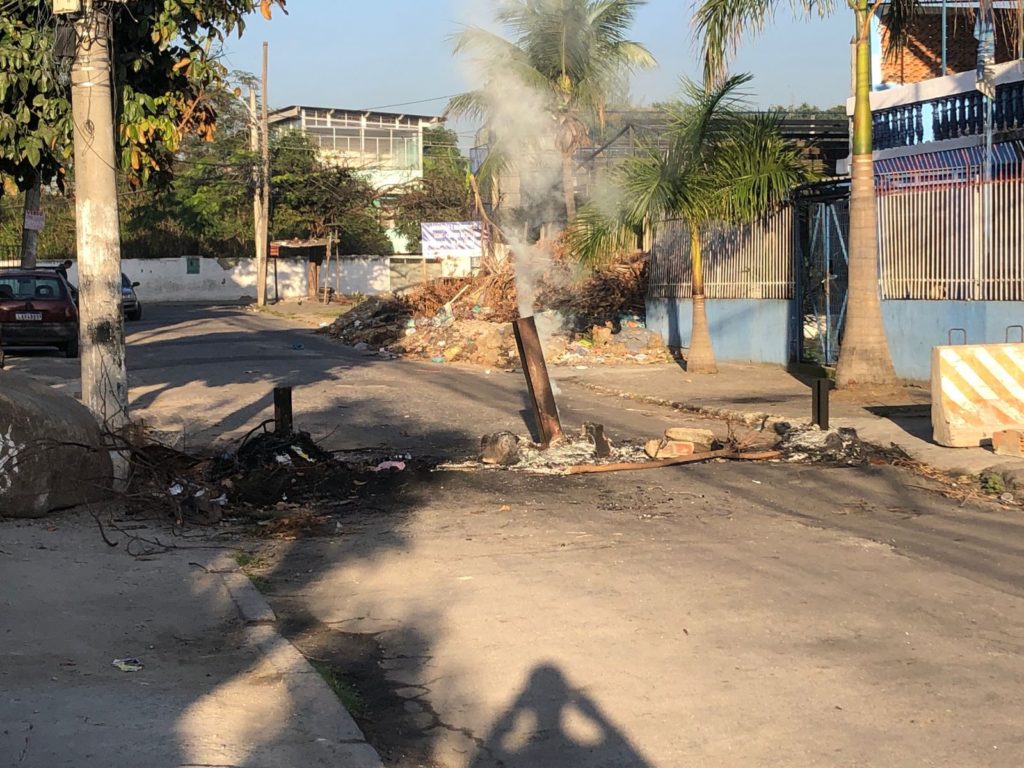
[648,297,1024,379]
[883,300,1024,380]
[647,298,794,366]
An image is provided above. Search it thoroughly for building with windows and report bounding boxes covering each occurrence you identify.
[268,106,442,189]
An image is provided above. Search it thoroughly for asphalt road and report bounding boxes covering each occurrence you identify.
[7,302,1024,768]
[3,302,745,456]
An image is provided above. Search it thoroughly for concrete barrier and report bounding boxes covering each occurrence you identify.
[932,343,1024,447]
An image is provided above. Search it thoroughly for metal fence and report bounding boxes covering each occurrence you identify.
[649,208,796,299]
[878,170,1024,301]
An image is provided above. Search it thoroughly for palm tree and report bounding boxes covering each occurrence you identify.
[447,0,656,222]
[694,0,920,386]
[568,74,812,373]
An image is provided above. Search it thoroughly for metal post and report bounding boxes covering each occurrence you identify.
[812,378,831,429]
[941,0,948,76]
[273,386,293,435]
[512,316,563,446]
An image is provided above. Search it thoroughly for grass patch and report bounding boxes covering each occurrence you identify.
[247,574,272,593]
[234,551,260,569]
[310,660,365,717]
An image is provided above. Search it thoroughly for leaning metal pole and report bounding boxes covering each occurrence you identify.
[513,316,564,447]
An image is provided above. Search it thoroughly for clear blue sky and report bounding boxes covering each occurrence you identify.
[223,0,853,142]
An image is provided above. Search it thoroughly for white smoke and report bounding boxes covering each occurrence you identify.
[453,7,568,320]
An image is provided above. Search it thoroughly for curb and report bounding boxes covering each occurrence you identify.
[200,553,384,768]
[565,378,1024,481]
[565,378,789,430]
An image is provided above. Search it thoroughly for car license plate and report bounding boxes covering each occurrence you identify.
[15,312,42,321]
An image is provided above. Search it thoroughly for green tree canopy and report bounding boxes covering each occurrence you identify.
[0,0,286,195]
[270,131,393,256]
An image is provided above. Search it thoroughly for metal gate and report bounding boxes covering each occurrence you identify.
[795,185,849,366]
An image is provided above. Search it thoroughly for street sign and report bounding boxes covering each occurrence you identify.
[52,0,81,13]
[24,210,44,232]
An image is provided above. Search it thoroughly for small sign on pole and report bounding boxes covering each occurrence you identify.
[24,210,45,232]
[52,0,82,13]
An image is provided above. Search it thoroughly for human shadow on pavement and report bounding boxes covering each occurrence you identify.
[468,664,653,768]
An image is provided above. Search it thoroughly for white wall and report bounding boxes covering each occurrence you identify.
[56,256,390,302]
[322,258,391,295]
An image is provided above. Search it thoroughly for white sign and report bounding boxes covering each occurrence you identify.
[23,210,45,232]
[52,0,81,13]
[421,222,485,277]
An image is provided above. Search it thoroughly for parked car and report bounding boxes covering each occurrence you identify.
[0,269,79,358]
[122,273,142,321]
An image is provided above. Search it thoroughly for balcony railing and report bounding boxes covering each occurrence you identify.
[873,79,1024,150]
[849,61,1024,153]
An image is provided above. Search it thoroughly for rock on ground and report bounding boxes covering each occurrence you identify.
[0,371,113,517]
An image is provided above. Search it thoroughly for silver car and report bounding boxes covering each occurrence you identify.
[122,273,142,321]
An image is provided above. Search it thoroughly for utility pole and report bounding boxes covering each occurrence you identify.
[250,86,267,306]
[258,41,271,306]
[20,171,41,268]
[70,0,130,445]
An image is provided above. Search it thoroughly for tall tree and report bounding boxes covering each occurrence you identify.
[0,0,285,432]
[694,0,917,386]
[0,1,286,195]
[448,0,656,223]
[568,75,812,373]
[270,132,393,256]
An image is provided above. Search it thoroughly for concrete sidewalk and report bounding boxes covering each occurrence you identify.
[0,511,381,768]
[557,361,1024,478]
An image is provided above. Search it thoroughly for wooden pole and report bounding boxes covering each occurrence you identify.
[512,316,563,446]
[273,386,293,435]
[257,42,271,306]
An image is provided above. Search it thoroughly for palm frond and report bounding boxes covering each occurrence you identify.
[693,0,835,85]
[444,90,489,122]
[709,110,816,223]
[564,202,638,267]
[881,0,924,59]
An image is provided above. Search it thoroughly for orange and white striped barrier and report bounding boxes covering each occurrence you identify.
[932,343,1024,448]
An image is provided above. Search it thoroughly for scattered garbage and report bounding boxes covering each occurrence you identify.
[112,657,144,672]
[371,460,406,472]
[775,423,910,465]
[319,255,669,368]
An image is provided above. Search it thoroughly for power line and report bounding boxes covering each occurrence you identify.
[356,94,460,113]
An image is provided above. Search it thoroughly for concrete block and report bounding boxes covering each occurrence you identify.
[645,439,695,459]
[993,430,1024,458]
[0,371,113,517]
[931,343,1024,448]
[664,427,716,451]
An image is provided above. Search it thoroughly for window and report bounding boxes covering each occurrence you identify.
[0,275,66,301]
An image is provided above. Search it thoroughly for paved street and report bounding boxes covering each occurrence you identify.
[5,303,1024,767]
[3,303,748,455]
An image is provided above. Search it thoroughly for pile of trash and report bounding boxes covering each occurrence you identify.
[320,255,670,368]
[775,423,911,465]
[127,429,416,528]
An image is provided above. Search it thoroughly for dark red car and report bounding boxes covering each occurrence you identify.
[0,269,80,358]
